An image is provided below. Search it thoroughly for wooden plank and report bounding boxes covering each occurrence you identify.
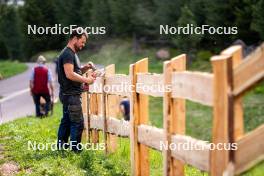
[130,58,150,176]
[137,124,164,151]
[171,71,213,106]
[87,93,91,143]
[233,43,264,96]
[163,54,186,176]
[210,55,231,176]
[235,124,264,174]
[129,64,137,176]
[221,45,244,148]
[107,117,130,137]
[90,115,130,137]
[82,90,88,142]
[221,45,243,68]
[105,64,118,153]
[105,74,130,96]
[136,73,164,97]
[90,114,104,130]
[90,93,99,143]
[170,135,210,172]
[136,124,210,172]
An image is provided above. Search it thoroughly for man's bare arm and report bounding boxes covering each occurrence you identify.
[29,80,34,95]
[48,81,54,99]
[64,63,94,84]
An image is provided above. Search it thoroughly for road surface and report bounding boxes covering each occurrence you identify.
[0,63,59,124]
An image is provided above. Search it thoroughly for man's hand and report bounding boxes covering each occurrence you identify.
[81,61,95,73]
[84,75,96,84]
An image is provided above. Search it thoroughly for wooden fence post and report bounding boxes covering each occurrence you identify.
[163,54,186,176]
[87,93,91,143]
[82,80,89,142]
[90,93,99,143]
[221,46,244,141]
[130,58,150,176]
[105,64,118,153]
[211,55,233,176]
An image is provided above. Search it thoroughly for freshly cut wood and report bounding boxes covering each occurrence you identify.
[233,43,264,96]
[90,115,130,137]
[89,77,104,93]
[107,117,130,137]
[235,124,264,174]
[171,135,210,172]
[221,45,244,141]
[82,91,89,141]
[130,58,150,176]
[136,73,164,97]
[163,54,186,176]
[105,74,130,96]
[90,114,104,130]
[221,45,242,68]
[171,71,213,106]
[137,124,210,172]
[137,124,164,151]
[210,55,231,176]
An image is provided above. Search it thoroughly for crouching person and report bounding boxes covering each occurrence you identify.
[30,55,54,117]
[57,28,95,152]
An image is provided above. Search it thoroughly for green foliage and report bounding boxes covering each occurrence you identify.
[79,39,159,74]
[153,0,184,25]
[251,0,264,40]
[0,60,27,79]
[0,4,23,60]
[1,0,264,61]
[173,5,202,55]
[233,0,259,44]
[20,0,64,58]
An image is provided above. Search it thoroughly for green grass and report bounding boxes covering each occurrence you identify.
[0,103,129,176]
[0,60,27,79]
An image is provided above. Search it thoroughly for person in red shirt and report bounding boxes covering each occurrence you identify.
[30,55,54,117]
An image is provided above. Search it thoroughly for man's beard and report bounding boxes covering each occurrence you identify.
[74,44,82,52]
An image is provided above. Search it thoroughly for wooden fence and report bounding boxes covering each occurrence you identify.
[81,43,264,176]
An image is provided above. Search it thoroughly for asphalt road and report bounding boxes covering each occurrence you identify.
[0,63,59,124]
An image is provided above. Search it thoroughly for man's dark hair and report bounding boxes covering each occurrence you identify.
[69,27,88,40]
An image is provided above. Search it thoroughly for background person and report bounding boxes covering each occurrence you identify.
[30,55,54,117]
[120,97,130,121]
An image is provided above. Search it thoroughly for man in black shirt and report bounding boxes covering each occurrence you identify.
[57,28,95,152]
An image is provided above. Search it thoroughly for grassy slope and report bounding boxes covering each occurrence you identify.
[0,104,129,176]
[0,60,27,79]
[0,40,264,175]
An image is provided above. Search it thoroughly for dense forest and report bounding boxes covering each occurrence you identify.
[0,0,263,60]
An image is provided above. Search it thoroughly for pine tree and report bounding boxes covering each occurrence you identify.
[89,0,111,34]
[251,0,264,40]
[173,5,202,56]
[0,5,23,60]
[154,0,185,26]
[108,0,133,35]
[20,0,62,58]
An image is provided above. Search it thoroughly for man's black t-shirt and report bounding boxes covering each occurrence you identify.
[57,47,82,95]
